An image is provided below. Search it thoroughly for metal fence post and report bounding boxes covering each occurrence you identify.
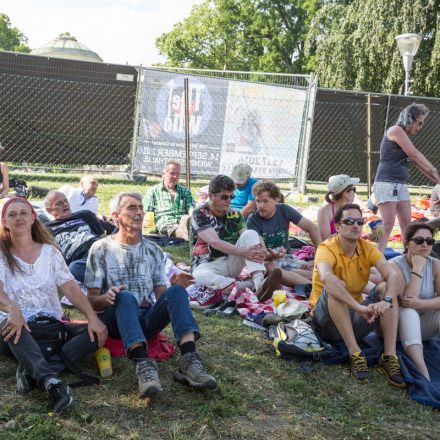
[367,93,371,195]
[184,78,191,189]
[129,64,143,178]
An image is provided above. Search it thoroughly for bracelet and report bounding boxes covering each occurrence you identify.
[411,271,422,279]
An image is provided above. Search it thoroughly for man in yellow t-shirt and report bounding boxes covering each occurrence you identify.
[311,203,405,388]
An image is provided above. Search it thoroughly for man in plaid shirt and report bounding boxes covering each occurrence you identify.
[144,160,194,240]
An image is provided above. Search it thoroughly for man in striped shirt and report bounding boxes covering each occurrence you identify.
[144,160,194,241]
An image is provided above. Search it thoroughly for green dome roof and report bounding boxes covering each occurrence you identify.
[31,33,103,63]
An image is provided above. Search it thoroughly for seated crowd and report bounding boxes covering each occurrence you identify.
[1,159,440,415]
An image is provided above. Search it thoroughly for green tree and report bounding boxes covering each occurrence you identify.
[156,0,323,73]
[306,0,440,96]
[0,13,30,53]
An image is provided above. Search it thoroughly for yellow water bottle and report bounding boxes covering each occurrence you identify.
[95,347,113,378]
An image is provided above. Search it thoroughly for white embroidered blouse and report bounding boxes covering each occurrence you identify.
[0,244,73,321]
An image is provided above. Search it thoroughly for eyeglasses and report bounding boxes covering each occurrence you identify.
[216,194,234,201]
[411,236,435,246]
[340,217,365,226]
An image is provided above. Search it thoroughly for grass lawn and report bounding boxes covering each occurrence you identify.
[0,173,438,439]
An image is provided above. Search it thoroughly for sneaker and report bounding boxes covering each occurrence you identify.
[47,381,74,414]
[190,289,224,310]
[16,366,35,394]
[256,268,282,302]
[136,359,163,398]
[377,354,406,388]
[174,352,217,389]
[349,351,370,384]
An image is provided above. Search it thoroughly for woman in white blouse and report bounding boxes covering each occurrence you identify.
[0,197,107,414]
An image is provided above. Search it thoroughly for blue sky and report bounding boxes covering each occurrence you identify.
[1,0,203,66]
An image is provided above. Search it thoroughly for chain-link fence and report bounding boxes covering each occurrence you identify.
[308,89,440,191]
[1,50,440,202]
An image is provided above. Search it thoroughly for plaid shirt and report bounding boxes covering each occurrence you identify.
[144,182,195,232]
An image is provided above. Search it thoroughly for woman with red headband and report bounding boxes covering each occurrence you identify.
[0,197,107,414]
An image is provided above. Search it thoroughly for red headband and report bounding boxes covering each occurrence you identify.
[1,197,37,226]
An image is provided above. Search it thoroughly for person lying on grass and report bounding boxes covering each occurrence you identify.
[85,192,217,398]
[310,203,405,388]
[246,180,322,288]
[0,197,107,414]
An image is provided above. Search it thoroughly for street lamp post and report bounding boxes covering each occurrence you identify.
[395,33,422,96]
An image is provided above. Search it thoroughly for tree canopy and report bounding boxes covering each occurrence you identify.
[156,0,440,96]
[0,13,30,53]
[156,0,323,73]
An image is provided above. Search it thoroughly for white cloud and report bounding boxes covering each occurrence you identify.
[1,0,203,66]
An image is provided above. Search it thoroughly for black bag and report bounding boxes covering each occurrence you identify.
[28,316,67,359]
[8,178,29,198]
[28,316,100,388]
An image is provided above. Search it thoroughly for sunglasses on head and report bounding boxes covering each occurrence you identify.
[411,236,435,246]
[217,194,234,201]
[340,217,365,226]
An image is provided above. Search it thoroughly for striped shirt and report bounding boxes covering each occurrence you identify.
[144,182,195,232]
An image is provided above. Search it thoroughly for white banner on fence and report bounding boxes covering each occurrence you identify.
[218,81,307,178]
[133,69,308,178]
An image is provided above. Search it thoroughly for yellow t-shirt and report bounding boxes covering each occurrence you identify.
[310,236,383,308]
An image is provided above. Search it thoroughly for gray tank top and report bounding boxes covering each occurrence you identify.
[391,254,435,300]
[374,133,409,183]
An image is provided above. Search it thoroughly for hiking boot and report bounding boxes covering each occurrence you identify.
[47,381,74,414]
[136,359,163,398]
[16,366,36,394]
[378,354,406,388]
[349,351,370,384]
[256,268,282,302]
[174,352,217,389]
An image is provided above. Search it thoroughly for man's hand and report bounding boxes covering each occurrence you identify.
[266,247,286,261]
[412,254,428,276]
[87,316,108,347]
[399,295,423,309]
[170,272,195,288]
[105,285,127,306]
[356,304,376,324]
[370,300,391,317]
[245,244,266,263]
[2,306,30,344]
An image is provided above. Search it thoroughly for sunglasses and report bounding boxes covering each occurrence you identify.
[216,194,234,201]
[340,217,365,226]
[411,236,435,246]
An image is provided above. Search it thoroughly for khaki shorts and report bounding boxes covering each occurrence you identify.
[312,288,380,343]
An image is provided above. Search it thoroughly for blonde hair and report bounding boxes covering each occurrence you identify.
[0,201,55,273]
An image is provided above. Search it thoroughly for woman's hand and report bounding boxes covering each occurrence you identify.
[412,254,428,276]
[2,305,30,344]
[87,316,108,347]
[399,295,424,309]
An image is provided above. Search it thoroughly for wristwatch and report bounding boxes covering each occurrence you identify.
[383,295,393,306]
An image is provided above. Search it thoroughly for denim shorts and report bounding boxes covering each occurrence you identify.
[312,288,380,343]
[373,181,410,204]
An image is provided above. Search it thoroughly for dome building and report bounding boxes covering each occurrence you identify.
[30,33,103,63]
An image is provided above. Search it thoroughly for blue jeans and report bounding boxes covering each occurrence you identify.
[98,286,200,351]
[68,258,87,283]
